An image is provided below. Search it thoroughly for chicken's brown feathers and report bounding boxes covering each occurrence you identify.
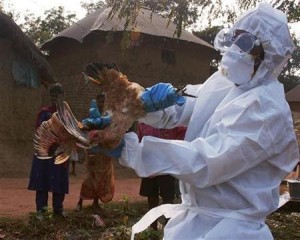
[83,62,120,85]
[34,97,92,164]
[83,61,146,149]
[34,61,147,162]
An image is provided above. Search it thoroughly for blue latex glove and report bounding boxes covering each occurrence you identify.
[140,83,186,112]
[88,140,125,158]
[82,99,111,129]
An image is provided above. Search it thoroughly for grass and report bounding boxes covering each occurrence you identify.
[0,200,299,240]
[0,199,162,240]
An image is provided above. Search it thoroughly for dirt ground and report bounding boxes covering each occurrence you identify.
[0,163,144,218]
[0,163,297,219]
[1,165,300,240]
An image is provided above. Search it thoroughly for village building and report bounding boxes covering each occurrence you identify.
[0,7,216,177]
[0,12,56,176]
[41,7,216,120]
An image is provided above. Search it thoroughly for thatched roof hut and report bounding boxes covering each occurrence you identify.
[42,7,213,49]
[0,12,56,176]
[42,7,216,120]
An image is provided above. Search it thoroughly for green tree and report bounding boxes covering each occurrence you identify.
[80,0,105,15]
[194,26,299,91]
[107,0,213,38]
[193,26,222,74]
[0,0,21,21]
[81,0,300,90]
[19,6,77,47]
[2,0,298,90]
[107,0,299,31]
[278,38,300,92]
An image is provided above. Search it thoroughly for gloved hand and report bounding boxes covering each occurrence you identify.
[88,139,125,158]
[140,83,186,112]
[82,99,111,130]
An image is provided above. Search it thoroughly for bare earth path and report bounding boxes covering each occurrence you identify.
[0,175,144,218]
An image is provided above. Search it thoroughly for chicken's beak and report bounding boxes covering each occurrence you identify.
[82,72,102,85]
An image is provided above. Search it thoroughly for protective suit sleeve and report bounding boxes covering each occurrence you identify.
[120,97,296,187]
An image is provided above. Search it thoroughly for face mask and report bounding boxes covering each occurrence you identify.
[220,51,255,86]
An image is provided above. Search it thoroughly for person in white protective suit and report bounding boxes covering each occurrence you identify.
[86,3,299,240]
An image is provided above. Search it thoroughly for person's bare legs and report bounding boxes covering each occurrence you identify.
[71,161,76,176]
[92,198,100,209]
[162,196,174,225]
[148,196,159,230]
[75,198,83,211]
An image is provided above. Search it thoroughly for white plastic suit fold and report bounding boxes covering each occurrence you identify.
[119,3,299,240]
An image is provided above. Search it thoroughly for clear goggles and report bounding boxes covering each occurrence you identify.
[214,28,260,55]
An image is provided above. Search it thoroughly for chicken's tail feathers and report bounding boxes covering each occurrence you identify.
[82,62,120,85]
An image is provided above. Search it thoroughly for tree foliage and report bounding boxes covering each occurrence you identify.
[194,26,299,91]
[0,0,21,22]
[278,38,300,92]
[17,6,77,47]
[107,0,299,30]
[1,0,299,90]
[107,0,219,38]
[193,26,222,73]
[273,0,300,23]
[106,1,299,90]
[80,0,105,15]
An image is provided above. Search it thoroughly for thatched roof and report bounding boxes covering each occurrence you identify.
[0,12,56,86]
[286,85,300,102]
[42,7,213,50]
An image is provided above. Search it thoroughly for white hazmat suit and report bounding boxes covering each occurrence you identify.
[119,3,299,240]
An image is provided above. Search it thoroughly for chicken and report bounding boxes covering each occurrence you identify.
[34,96,92,164]
[34,62,146,163]
[82,62,146,149]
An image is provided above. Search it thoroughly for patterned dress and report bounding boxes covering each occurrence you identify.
[79,149,115,203]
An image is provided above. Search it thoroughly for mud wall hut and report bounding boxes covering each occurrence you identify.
[42,7,216,121]
[0,12,56,176]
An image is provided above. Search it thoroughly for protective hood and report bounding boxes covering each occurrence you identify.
[232,3,295,90]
